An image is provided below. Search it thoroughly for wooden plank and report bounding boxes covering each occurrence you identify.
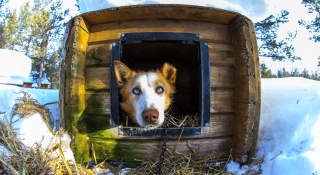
[233,103,260,162]
[230,16,261,163]
[86,42,235,68]
[209,43,234,67]
[85,67,110,90]
[201,114,234,137]
[65,17,89,54]
[210,51,234,67]
[81,5,239,25]
[88,136,233,162]
[210,66,234,88]
[85,112,234,139]
[65,49,86,79]
[88,20,231,44]
[86,44,112,66]
[231,19,260,104]
[61,16,91,163]
[208,43,234,51]
[80,114,112,133]
[85,91,110,115]
[210,88,234,113]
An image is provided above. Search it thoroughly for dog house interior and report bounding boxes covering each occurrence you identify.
[110,32,210,136]
[60,5,261,164]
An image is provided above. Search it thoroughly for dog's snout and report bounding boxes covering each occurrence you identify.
[142,109,159,123]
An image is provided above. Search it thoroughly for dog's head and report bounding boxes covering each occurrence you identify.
[114,60,176,127]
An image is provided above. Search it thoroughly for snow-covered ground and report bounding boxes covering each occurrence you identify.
[0,84,60,128]
[1,77,320,174]
[257,78,320,175]
[228,77,320,174]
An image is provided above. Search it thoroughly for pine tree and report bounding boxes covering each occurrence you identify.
[299,0,320,42]
[292,68,300,77]
[75,0,81,13]
[0,0,9,47]
[0,0,9,18]
[301,68,310,78]
[260,63,273,78]
[0,9,20,49]
[1,0,69,88]
[255,10,301,62]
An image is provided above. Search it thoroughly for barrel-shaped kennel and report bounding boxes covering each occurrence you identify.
[60,5,261,164]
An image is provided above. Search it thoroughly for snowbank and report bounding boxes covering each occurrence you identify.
[78,0,270,22]
[257,77,320,174]
[0,49,31,86]
[227,77,320,174]
[0,84,60,128]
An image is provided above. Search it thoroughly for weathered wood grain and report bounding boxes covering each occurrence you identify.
[88,136,233,162]
[65,49,86,79]
[201,114,234,137]
[86,44,111,66]
[85,67,110,90]
[231,16,261,163]
[210,88,234,113]
[88,20,231,44]
[210,66,234,88]
[65,17,90,54]
[85,91,110,114]
[60,16,91,162]
[86,42,234,67]
[81,5,239,24]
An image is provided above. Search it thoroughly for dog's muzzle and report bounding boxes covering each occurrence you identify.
[142,109,159,123]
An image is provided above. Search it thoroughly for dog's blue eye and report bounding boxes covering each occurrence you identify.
[156,86,164,94]
[132,88,141,95]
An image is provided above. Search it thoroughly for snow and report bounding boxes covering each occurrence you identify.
[0,49,31,86]
[0,84,75,162]
[78,0,270,23]
[257,78,320,174]
[0,84,60,127]
[11,113,55,149]
[1,77,320,174]
[227,77,320,175]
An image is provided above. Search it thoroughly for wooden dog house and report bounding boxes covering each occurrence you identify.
[59,5,261,164]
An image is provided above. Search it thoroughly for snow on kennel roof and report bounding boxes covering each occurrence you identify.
[78,0,270,22]
[0,49,31,86]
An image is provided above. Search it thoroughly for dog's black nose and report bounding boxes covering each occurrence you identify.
[142,109,159,123]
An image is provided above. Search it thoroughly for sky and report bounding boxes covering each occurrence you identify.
[6,0,320,74]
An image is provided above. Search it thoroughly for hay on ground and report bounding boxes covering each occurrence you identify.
[0,91,263,174]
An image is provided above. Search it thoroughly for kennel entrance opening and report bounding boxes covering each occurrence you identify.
[110,32,210,137]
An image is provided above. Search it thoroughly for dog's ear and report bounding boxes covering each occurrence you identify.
[114,60,134,87]
[159,63,176,85]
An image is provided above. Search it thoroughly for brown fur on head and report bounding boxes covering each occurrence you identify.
[113,60,176,127]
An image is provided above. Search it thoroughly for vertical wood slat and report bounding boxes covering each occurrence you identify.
[230,16,261,163]
[60,16,90,162]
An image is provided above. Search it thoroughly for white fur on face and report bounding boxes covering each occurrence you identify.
[133,73,166,127]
